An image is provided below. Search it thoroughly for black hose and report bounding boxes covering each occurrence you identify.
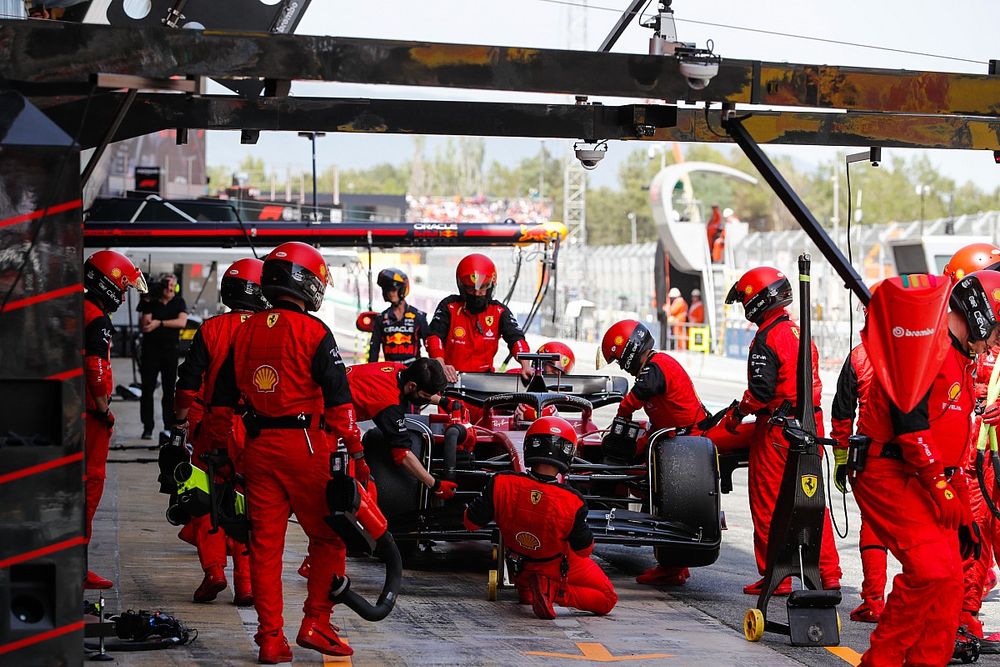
[442,425,464,481]
[976,450,1000,521]
[329,533,402,622]
[502,249,524,306]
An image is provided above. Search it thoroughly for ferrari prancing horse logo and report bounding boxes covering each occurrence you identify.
[800,474,818,498]
[485,315,495,327]
[266,313,280,328]
[530,490,543,505]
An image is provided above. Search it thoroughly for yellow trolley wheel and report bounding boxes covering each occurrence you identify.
[487,569,499,601]
[743,608,765,642]
[837,611,842,633]
[491,545,499,563]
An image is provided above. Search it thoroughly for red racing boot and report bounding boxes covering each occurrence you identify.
[233,575,253,607]
[743,577,792,596]
[517,585,534,605]
[84,571,113,590]
[636,565,689,586]
[849,597,884,623]
[296,617,352,657]
[256,630,293,664]
[528,574,557,620]
[193,566,227,603]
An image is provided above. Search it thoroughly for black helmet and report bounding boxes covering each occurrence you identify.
[377,268,410,299]
[261,242,330,312]
[523,416,578,474]
[220,258,269,312]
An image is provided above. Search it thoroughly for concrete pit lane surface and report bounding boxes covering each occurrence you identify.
[89,359,1000,665]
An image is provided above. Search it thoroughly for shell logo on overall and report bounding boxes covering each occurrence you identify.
[253,365,279,393]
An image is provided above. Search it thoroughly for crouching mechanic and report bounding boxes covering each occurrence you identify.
[347,358,462,499]
[206,242,363,663]
[174,258,268,606]
[599,319,708,587]
[724,266,842,596]
[83,250,147,589]
[464,417,617,619]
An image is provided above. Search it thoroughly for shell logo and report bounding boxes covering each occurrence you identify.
[744,285,753,295]
[949,382,961,400]
[253,365,279,393]
[993,288,1000,302]
[319,264,327,279]
[614,335,624,346]
[514,531,541,551]
[111,267,122,279]
[454,326,466,338]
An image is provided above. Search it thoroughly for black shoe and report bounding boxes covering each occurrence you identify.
[141,429,153,440]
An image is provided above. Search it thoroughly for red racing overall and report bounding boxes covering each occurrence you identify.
[346,362,413,463]
[175,311,252,588]
[207,302,359,640]
[854,338,973,666]
[464,471,617,615]
[426,295,529,372]
[739,309,841,584]
[83,296,114,543]
[831,343,886,615]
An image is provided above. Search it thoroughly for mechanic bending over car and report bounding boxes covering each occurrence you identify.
[599,318,709,588]
[723,266,842,597]
[427,253,531,384]
[464,416,618,619]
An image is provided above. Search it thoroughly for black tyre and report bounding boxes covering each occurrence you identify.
[650,435,722,567]
[362,427,422,521]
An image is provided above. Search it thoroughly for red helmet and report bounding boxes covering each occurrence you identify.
[377,267,410,299]
[601,320,654,375]
[944,243,1000,283]
[537,341,575,374]
[221,258,268,312]
[261,242,331,311]
[726,266,792,323]
[523,416,578,473]
[950,270,1000,343]
[84,250,147,312]
[456,253,497,313]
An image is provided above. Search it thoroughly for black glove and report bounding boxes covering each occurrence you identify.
[439,397,464,413]
[90,408,115,428]
[960,521,983,561]
[602,416,640,464]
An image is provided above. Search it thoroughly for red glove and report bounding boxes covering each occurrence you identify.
[430,477,458,500]
[983,400,1000,426]
[919,472,967,530]
[353,457,371,489]
[725,405,744,435]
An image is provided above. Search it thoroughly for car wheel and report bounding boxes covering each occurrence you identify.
[650,435,721,567]
[363,427,422,521]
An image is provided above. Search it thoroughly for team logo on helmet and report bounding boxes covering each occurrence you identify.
[744,285,753,296]
[800,474,818,498]
[530,490,542,505]
[267,313,280,328]
[275,251,288,258]
[253,365,279,393]
[485,316,494,327]
[515,531,541,550]
[468,271,480,284]
[319,264,327,279]
[454,326,466,338]
[993,288,1000,302]
[614,335,624,346]
[560,355,570,368]
[111,267,122,279]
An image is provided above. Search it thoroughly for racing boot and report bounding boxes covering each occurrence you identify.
[193,565,227,603]
[743,577,792,596]
[516,584,534,605]
[982,631,1000,655]
[84,571,113,590]
[233,548,253,606]
[849,597,884,623]
[954,626,982,664]
[296,616,352,657]
[528,574,557,620]
[636,565,689,587]
[255,630,293,664]
[297,556,311,579]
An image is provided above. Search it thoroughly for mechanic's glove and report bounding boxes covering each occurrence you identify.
[919,472,966,530]
[91,408,115,428]
[601,416,639,464]
[960,520,983,561]
[430,477,458,500]
[983,399,1000,426]
[724,405,745,435]
[833,447,850,494]
[438,397,465,414]
[353,456,371,489]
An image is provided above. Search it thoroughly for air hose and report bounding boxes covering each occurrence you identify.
[329,532,402,622]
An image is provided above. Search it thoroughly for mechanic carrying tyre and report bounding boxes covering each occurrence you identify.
[427,253,531,389]
[367,268,430,364]
[463,416,617,619]
[82,250,148,590]
[723,266,842,597]
[599,318,711,587]
[174,258,269,607]
[205,242,365,663]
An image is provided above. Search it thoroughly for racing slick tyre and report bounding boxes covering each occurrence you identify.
[650,435,722,568]
[362,427,423,560]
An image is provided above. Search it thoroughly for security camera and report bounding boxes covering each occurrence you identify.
[574,141,608,170]
[678,55,719,91]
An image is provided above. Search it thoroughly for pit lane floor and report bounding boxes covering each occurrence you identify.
[90,361,1000,665]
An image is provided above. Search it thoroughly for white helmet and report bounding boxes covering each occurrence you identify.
[668,287,681,299]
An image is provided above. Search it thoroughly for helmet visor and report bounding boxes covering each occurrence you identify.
[130,272,148,294]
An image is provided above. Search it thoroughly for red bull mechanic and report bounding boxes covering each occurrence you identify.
[368,268,430,364]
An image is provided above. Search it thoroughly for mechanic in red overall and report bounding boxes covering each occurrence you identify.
[206,242,364,663]
[724,266,842,596]
[427,253,531,382]
[464,416,617,619]
[174,258,268,607]
[507,341,577,421]
[599,319,710,587]
[367,268,430,364]
[852,271,998,666]
[82,251,147,590]
[944,243,1000,646]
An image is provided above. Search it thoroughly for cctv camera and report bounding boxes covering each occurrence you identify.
[574,141,608,170]
[678,57,719,91]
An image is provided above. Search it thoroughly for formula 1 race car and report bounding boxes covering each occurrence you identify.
[362,354,724,593]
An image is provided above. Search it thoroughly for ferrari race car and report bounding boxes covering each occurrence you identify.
[362,354,728,588]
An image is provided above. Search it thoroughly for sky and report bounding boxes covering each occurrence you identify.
[206,0,1000,193]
